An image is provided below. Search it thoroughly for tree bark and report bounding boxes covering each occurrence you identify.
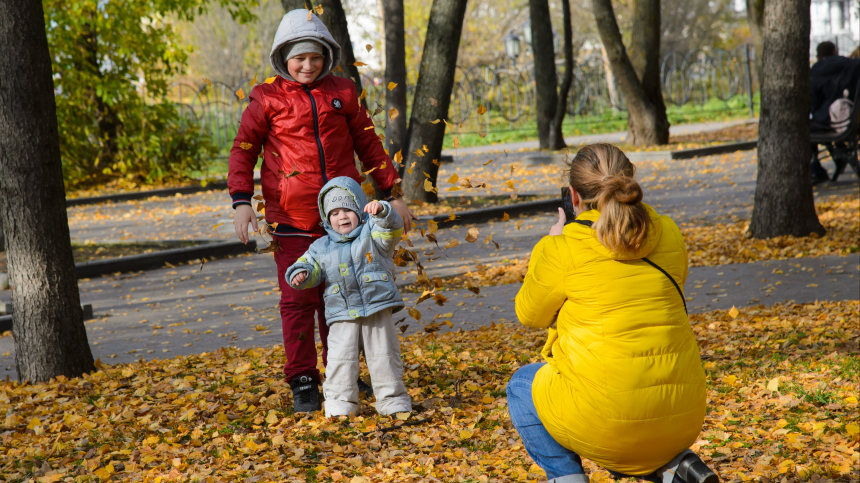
[0,0,95,382]
[591,0,669,146]
[748,0,824,238]
[401,0,469,203]
[383,0,408,157]
[548,0,573,151]
[529,0,559,150]
[281,0,365,103]
[745,0,764,77]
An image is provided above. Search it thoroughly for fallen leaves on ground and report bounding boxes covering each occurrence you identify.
[0,301,856,482]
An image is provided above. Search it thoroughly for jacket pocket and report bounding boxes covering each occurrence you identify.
[358,271,395,306]
[323,282,346,314]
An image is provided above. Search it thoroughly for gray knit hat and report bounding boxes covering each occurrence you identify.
[282,39,324,62]
[323,187,360,219]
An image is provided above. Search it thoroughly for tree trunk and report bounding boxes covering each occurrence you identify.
[529,0,559,150]
[746,0,764,77]
[383,0,408,157]
[748,0,824,238]
[281,0,365,103]
[591,0,669,146]
[0,0,95,382]
[401,0,469,203]
[548,0,573,151]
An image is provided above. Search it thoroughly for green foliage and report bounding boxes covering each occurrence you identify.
[44,0,255,189]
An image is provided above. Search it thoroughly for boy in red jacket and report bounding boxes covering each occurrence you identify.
[228,9,416,413]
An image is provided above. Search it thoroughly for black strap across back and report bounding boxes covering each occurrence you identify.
[570,219,688,315]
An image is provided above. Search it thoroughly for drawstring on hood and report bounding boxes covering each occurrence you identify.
[270,9,342,83]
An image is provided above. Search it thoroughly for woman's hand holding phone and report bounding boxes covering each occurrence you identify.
[549,208,566,236]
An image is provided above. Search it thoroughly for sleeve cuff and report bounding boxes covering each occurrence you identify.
[231,192,253,209]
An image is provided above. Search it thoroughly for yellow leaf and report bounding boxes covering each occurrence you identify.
[239,142,253,150]
[483,159,493,166]
[477,104,487,115]
[359,88,367,100]
[365,252,373,263]
[428,220,438,234]
[502,212,510,221]
[388,81,398,90]
[365,44,373,52]
[396,412,410,421]
[353,61,367,67]
[728,306,739,318]
[767,377,780,392]
[265,76,277,84]
[313,4,324,15]
[389,107,399,121]
[459,429,474,439]
[407,161,417,175]
[723,375,738,385]
[453,137,459,148]
[430,119,441,124]
[448,173,459,184]
[249,73,257,87]
[506,180,515,190]
[481,395,494,404]
[408,307,421,321]
[265,410,278,425]
[423,179,436,193]
[236,88,245,100]
[272,434,285,446]
[465,227,479,243]
[393,150,403,166]
[846,424,859,435]
[845,396,858,404]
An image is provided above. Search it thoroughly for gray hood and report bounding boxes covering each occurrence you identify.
[270,9,342,82]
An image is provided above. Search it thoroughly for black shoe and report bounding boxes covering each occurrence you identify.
[677,453,719,483]
[290,375,321,413]
[357,377,374,398]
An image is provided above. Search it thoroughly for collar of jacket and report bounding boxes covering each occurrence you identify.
[562,203,664,261]
[275,75,330,91]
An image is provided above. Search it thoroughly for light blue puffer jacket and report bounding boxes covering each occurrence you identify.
[285,177,404,324]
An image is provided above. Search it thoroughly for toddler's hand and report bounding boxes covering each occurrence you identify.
[364,201,382,215]
[291,271,307,287]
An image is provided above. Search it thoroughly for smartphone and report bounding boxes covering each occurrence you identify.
[560,187,576,224]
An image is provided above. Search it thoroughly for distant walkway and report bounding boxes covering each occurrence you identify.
[442,118,756,156]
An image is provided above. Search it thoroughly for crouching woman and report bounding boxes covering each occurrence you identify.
[507,144,718,483]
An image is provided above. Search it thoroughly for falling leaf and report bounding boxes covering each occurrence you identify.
[364,125,375,130]
[354,61,368,67]
[408,307,421,321]
[477,104,487,115]
[212,222,226,230]
[239,142,253,150]
[430,119,441,124]
[365,252,373,263]
[465,227,479,243]
[429,96,438,106]
[483,159,493,166]
[236,88,245,100]
[414,148,424,157]
[278,165,302,179]
[453,137,459,148]
[407,161,417,175]
[728,306,739,319]
[388,107,399,121]
[506,180,515,190]
[448,173,459,184]
[307,9,313,20]
[478,131,487,138]
[502,212,510,221]
[365,44,373,52]
[432,159,440,166]
[387,82,398,90]
[359,88,367,100]
[363,166,378,175]
[249,74,257,86]
[265,76,277,84]
[335,64,343,72]
[313,4,324,15]
[423,179,436,193]
[427,220,438,234]
[393,150,403,166]
[444,239,459,249]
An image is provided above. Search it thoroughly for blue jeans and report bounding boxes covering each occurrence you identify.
[506,363,585,479]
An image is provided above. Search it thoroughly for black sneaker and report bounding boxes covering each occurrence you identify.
[357,377,374,398]
[677,453,719,483]
[290,375,321,413]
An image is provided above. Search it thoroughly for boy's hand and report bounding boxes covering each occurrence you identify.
[234,204,259,244]
[390,198,419,234]
[291,271,307,287]
[364,201,382,215]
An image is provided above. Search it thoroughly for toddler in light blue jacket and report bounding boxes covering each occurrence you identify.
[286,177,411,417]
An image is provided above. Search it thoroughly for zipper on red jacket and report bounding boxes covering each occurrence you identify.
[303,85,328,183]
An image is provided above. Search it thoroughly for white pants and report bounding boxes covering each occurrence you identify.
[323,308,412,417]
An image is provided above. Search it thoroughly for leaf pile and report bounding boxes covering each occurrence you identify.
[1,301,857,482]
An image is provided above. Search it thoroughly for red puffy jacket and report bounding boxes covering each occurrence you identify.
[228,75,398,237]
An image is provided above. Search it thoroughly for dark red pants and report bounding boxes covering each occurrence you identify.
[274,236,329,382]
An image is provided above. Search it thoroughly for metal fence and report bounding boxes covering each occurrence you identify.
[166,44,757,155]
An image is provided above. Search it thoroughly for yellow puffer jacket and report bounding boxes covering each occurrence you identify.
[515,204,706,475]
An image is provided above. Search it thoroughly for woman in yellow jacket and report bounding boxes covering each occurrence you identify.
[507,144,717,483]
